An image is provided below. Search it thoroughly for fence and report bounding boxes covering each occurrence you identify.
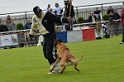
[0,19,123,48]
[0,29,40,48]
[0,1,124,48]
[74,1,124,18]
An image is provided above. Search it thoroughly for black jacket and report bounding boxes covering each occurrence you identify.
[42,12,68,39]
[0,25,9,32]
[88,15,97,22]
[65,4,75,18]
[30,11,69,39]
[113,13,120,20]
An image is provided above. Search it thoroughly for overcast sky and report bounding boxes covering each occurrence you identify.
[0,0,123,14]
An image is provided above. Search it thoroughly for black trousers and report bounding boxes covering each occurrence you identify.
[42,36,57,65]
[122,24,124,42]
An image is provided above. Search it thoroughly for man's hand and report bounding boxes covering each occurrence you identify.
[29,34,34,38]
[67,17,71,22]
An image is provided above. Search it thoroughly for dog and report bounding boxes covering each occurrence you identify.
[50,39,83,74]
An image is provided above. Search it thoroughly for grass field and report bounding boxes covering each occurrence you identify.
[0,35,124,82]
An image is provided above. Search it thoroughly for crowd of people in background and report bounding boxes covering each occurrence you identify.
[44,1,75,30]
[0,1,74,32]
[0,15,32,32]
[0,15,24,32]
[0,3,122,32]
[87,6,122,39]
[0,2,124,42]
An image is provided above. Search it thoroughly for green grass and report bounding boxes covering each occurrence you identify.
[0,35,124,82]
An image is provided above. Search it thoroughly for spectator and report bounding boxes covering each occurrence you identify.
[45,4,51,12]
[94,7,101,20]
[64,0,75,30]
[64,0,75,18]
[120,2,124,44]
[109,11,114,22]
[88,11,97,22]
[54,3,63,26]
[54,3,63,16]
[108,11,115,36]
[9,20,16,31]
[0,20,9,32]
[24,19,32,29]
[96,18,102,39]
[5,15,12,28]
[107,6,114,14]
[49,8,55,15]
[113,9,121,36]
[113,9,120,20]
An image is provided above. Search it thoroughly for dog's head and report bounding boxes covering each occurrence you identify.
[54,39,62,45]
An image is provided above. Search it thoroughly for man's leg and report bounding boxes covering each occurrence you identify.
[42,37,60,74]
[122,25,124,42]
[120,24,124,44]
[43,38,55,64]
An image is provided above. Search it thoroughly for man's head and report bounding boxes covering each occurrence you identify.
[90,10,94,16]
[27,19,31,23]
[33,6,42,18]
[7,15,11,19]
[11,20,15,24]
[48,4,51,8]
[1,20,5,25]
[96,7,98,10]
[55,3,59,7]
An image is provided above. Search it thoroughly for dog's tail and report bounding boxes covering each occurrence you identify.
[70,56,83,63]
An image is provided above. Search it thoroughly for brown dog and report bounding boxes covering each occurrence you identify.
[50,39,83,74]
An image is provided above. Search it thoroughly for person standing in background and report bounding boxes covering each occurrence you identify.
[120,2,124,44]
[107,6,114,14]
[54,3,63,26]
[0,20,9,32]
[94,7,101,20]
[54,3,63,16]
[64,0,75,30]
[45,4,51,12]
[24,19,32,29]
[5,15,12,30]
[88,11,97,22]
[9,20,16,31]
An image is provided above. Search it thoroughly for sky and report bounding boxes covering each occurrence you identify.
[0,0,123,14]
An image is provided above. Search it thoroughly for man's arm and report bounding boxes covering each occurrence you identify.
[44,12,69,23]
[29,16,39,35]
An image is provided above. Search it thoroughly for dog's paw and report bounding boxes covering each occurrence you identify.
[60,70,64,74]
[60,72,63,74]
[47,72,53,74]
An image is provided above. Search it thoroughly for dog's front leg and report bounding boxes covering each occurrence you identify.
[50,58,61,72]
[60,62,68,74]
[61,65,66,74]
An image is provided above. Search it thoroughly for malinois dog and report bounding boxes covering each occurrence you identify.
[50,39,83,74]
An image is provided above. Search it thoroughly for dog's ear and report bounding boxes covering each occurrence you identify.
[59,39,62,42]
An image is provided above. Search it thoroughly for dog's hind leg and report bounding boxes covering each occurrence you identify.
[74,63,80,71]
